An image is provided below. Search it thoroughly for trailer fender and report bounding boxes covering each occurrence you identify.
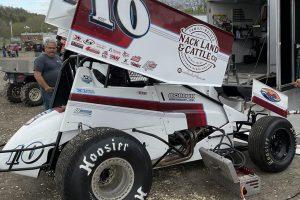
[0,108,65,178]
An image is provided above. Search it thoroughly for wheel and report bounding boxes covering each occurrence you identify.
[248,116,296,172]
[20,82,43,107]
[55,128,153,200]
[4,83,22,103]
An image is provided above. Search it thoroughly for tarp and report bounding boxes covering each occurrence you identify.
[51,0,234,86]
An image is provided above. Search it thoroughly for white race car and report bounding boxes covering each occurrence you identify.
[0,0,296,199]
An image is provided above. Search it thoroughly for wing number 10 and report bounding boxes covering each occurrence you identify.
[90,0,151,38]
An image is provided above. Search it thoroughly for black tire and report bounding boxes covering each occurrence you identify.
[20,82,43,107]
[56,128,153,200]
[248,116,296,172]
[4,83,22,103]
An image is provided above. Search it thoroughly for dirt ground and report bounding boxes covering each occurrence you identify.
[0,61,299,199]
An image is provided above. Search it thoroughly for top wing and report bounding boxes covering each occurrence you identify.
[48,0,234,86]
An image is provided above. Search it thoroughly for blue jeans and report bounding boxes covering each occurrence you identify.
[41,88,53,110]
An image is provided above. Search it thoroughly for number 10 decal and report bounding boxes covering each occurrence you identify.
[90,0,151,38]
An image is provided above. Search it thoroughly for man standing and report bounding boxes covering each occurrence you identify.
[2,45,6,57]
[34,39,62,110]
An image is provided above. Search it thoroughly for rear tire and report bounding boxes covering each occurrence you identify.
[55,128,153,200]
[5,83,22,103]
[21,82,43,107]
[248,116,296,172]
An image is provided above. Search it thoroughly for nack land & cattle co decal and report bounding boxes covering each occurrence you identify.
[178,24,219,73]
[66,0,232,86]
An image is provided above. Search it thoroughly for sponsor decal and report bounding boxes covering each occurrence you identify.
[71,41,84,49]
[81,75,93,84]
[83,38,95,46]
[142,61,157,71]
[122,51,130,58]
[75,88,95,95]
[178,24,219,73]
[86,46,100,54]
[135,187,147,200]
[260,88,281,103]
[168,93,196,102]
[102,51,108,59]
[6,142,45,165]
[96,44,106,49]
[138,91,147,95]
[110,54,120,61]
[131,56,141,62]
[109,48,121,55]
[178,69,205,81]
[122,58,130,65]
[131,62,141,68]
[73,108,92,117]
[73,34,82,42]
[79,139,129,176]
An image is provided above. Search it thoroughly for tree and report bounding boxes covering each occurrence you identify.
[0,6,56,39]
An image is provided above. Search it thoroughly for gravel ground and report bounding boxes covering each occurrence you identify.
[0,69,299,200]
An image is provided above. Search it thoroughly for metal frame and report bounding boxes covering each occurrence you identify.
[0,132,62,172]
[275,0,282,90]
[291,0,296,80]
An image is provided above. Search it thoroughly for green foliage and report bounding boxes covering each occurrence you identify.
[0,6,56,39]
[184,6,206,15]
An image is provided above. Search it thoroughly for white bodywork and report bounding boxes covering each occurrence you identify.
[0,65,249,177]
[0,0,249,178]
[0,110,64,177]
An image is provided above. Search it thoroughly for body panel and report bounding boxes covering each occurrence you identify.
[0,110,64,177]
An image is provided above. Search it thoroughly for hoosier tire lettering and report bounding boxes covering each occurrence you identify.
[248,116,296,172]
[79,139,129,176]
[55,128,153,200]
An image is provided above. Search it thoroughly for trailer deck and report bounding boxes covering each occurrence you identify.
[0,58,34,75]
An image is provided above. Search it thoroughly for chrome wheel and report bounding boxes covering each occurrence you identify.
[91,158,135,200]
[28,88,41,102]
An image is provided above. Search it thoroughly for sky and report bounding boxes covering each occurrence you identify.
[0,0,51,15]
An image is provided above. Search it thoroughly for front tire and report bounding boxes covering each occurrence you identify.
[5,83,22,103]
[20,82,43,107]
[248,116,296,172]
[55,128,153,200]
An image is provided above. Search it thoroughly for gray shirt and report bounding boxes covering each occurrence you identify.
[34,53,62,87]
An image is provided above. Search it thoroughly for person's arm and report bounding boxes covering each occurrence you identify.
[34,71,53,93]
[294,79,300,88]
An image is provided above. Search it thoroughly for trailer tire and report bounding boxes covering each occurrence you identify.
[248,116,296,172]
[21,82,43,107]
[55,128,153,200]
[4,83,22,103]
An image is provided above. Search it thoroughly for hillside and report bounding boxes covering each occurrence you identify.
[0,6,56,40]
[0,1,206,41]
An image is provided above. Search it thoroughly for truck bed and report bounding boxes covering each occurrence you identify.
[0,58,34,74]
